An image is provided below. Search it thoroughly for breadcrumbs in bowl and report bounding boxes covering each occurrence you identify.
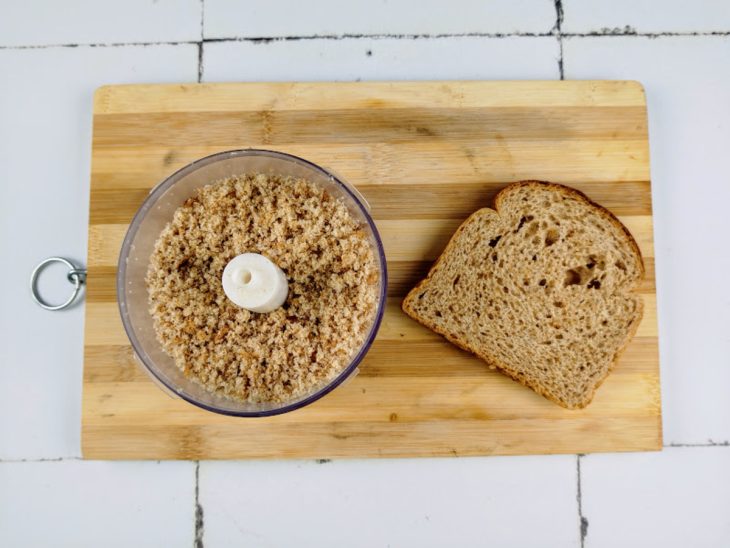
[146,173,379,404]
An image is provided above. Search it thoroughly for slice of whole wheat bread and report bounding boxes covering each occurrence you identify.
[402,181,644,409]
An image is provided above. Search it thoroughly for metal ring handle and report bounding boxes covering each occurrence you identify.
[30,257,87,311]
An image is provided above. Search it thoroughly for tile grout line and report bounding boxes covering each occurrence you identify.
[178,30,730,41]
[565,29,730,37]
[197,42,204,83]
[0,39,199,50]
[0,456,82,463]
[2,30,730,50]
[213,31,551,42]
[667,441,730,447]
[557,36,565,79]
[194,461,205,548]
[553,0,565,79]
[576,454,588,548]
[200,0,205,42]
[197,0,204,83]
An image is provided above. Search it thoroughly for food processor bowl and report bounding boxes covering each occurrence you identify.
[117,149,387,416]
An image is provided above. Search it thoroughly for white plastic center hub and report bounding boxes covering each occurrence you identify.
[221,253,289,313]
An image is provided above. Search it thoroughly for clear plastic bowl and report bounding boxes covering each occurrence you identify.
[117,149,387,417]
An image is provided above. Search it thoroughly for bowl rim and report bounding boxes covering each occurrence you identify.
[116,148,388,417]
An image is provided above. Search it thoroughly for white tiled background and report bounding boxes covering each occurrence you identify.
[1,0,729,546]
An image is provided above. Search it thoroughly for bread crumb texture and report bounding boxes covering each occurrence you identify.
[147,174,378,403]
[403,181,644,409]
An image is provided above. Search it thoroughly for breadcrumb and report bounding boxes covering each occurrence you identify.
[146,173,378,403]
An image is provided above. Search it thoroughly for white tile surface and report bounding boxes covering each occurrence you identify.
[0,460,195,547]
[1,2,729,546]
[203,36,560,81]
[0,45,198,460]
[562,0,730,34]
[0,0,201,47]
[204,0,556,39]
[200,457,580,548]
[581,447,730,548]
[563,36,730,445]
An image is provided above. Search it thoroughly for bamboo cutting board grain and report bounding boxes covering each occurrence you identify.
[83,81,661,459]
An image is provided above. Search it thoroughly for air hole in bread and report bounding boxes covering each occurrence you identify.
[488,235,502,247]
[539,278,547,286]
[587,279,601,289]
[553,301,564,308]
[516,215,534,233]
[564,269,581,287]
[545,229,559,247]
[452,274,460,287]
[588,254,605,269]
[615,260,627,271]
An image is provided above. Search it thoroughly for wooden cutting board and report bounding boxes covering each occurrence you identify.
[83,81,661,459]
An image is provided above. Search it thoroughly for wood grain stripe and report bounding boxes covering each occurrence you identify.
[85,292,657,348]
[87,214,655,269]
[85,335,659,388]
[94,81,648,115]
[93,107,648,148]
[89,180,652,224]
[82,416,661,459]
[91,140,650,190]
[83,370,659,430]
[86,256,656,304]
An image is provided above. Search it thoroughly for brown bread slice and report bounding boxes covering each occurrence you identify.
[402,181,644,409]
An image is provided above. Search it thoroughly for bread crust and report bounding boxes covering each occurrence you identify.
[402,180,645,409]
